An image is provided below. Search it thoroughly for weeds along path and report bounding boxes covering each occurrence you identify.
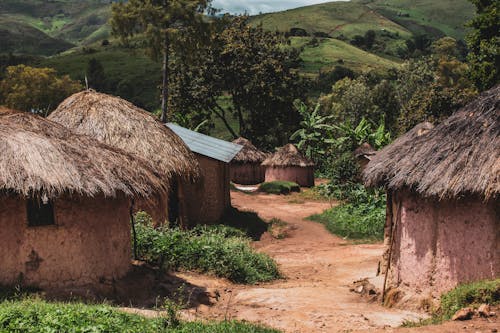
[177,191,424,333]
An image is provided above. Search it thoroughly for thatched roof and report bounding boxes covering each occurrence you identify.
[262,144,314,167]
[0,106,20,116]
[364,85,500,200]
[354,143,376,159]
[48,91,200,182]
[232,137,267,163]
[0,112,166,199]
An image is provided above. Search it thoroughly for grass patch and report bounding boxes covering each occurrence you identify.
[0,299,280,333]
[267,218,289,240]
[135,218,280,284]
[259,181,300,195]
[309,185,385,241]
[402,279,500,327]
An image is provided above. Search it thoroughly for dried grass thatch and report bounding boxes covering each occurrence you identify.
[0,112,167,199]
[0,106,19,116]
[49,91,200,182]
[232,137,267,163]
[364,85,500,200]
[262,143,314,167]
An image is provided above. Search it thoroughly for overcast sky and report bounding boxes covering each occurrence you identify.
[212,0,349,15]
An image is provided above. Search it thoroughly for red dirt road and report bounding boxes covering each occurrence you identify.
[178,191,426,332]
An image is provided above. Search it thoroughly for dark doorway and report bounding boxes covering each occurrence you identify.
[27,196,55,227]
[168,177,180,226]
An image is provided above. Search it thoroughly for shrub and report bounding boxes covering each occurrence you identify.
[259,181,300,195]
[135,222,281,284]
[0,299,280,333]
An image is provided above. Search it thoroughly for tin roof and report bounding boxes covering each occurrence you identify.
[166,123,243,163]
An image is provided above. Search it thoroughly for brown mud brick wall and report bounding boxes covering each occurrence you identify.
[0,193,132,289]
[265,166,315,187]
[183,154,231,225]
[230,163,265,185]
[386,189,499,299]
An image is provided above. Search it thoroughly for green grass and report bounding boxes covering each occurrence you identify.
[291,37,400,74]
[259,181,301,195]
[403,279,500,327]
[134,217,281,284]
[0,299,280,333]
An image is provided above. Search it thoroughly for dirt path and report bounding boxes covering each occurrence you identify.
[176,191,425,333]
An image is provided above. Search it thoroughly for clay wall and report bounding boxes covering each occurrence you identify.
[230,163,265,185]
[0,194,132,289]
[264,166,315,187]
[183,155,230,225]
[387,190,499,298]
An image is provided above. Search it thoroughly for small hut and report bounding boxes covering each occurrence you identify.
[230,137,267,185]
[167,123,243,225]
[262,144,315,187]
[354,142,376,172]
[0,112,164,290]
[363,86,499,304]
[49,91,200,226]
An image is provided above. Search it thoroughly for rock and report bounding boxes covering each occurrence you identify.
[477,304,490,317]
[452,307,474,321]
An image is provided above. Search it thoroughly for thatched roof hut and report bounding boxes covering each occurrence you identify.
[262,144,315,187]
[364,85,499,200]
[230,137,267,185]
[1,112,165,199]
[49,90,200,225]
[49,90,200,182]
[0,112,165,290]
[363,86,499,306]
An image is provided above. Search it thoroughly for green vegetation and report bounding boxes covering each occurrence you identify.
[309,185,386,241]
[403,279,500,326]
[134,216,280,284]
[0,299,279,333]
[259,181,301,195]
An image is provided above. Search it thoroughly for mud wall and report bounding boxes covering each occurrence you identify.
[387,190,499,298]
[264,166,314,187]
[0,194,131,289]
[183,155,230,225]
[230,163,265,185]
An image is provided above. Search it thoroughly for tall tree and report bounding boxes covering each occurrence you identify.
[466,0,500,90]
[110,0,212,122]
[0,65,82,115]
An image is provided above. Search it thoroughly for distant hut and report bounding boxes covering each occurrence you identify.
[363,86,499,305]
[230,137,267,185]
[167,124,243,225]
[354,142,376,172]
[262,144,315,187]
[49,91,200,226]
[0,112,164,290]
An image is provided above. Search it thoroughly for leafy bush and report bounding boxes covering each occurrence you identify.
[259,181,300,195]
[135,222,280,284]
[310,186,386,240]
[0,299,280,333]
[440,279,500,320]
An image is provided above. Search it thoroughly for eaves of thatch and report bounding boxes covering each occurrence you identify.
[262,143,314,167]
[363,85,500,200]
[48,91,200,183]
[232,137,268,163]
[0,112,167,199]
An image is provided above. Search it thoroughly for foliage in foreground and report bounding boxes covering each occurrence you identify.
[403,279,500,327]
[259,181,300,195]
[310,185,386,241]
[134,218,280,284]
[0,299,280,333]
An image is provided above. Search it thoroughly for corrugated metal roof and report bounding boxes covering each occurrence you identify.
[166,123,243,163]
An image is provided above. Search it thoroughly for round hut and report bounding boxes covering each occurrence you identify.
[0,112,165,290]
[230,137,267,185]
[48,90,200,226]
[262,144,315,187]
[363,85,499,305]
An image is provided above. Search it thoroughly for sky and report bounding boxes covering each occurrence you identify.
[211,0,349,15]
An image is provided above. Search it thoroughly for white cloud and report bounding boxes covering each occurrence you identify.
[212,0,350,15]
